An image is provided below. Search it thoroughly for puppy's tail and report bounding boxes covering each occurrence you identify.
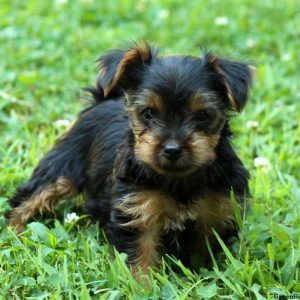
[8,113,92,231]
[84,76,124,105]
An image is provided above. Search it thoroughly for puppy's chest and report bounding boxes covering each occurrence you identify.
[116,190,235,232]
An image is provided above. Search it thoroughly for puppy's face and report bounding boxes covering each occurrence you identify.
[127,73,226,175]
[99,42,253,176]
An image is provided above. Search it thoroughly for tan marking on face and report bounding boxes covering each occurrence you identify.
[190,132,219,166]
[134,130,164,173]
[126,90,164,120]
[147,91,164,111]
[207,134,221,147]
[127,111,145,136]
[189,95,206,112]
[134,131,220,175]
[9,177,77,231]
[189,90,220,112]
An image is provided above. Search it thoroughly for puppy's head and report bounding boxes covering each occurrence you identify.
[99,41,254,176]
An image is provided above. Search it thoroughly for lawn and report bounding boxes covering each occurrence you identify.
[0,0,300,299]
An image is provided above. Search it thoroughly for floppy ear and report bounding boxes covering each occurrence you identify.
[98,41,156,97]
[204,53,255,112]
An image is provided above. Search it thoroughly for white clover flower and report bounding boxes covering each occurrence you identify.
[157,9,170,20]
[54,119,71,128]
[254,157,272,173]
[246,38,257,48]
[214,16,229,26]
[281,53,291,62]
[247,120,259,129]
[65,212,79,224]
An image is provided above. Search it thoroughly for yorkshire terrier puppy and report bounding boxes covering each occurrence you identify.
[9,41,253,273]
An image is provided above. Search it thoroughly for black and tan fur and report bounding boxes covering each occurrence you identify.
[8,41,253,273]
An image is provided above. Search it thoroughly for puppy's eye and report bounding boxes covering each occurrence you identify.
[143,108,154,121]
[196,110,210,122]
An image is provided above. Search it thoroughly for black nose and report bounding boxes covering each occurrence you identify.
[163,143,182,161]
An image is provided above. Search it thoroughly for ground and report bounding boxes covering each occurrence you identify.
[0,0,300,299]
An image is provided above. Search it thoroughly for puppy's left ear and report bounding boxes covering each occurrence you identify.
[98,41,157,97]
[204,53,255,112]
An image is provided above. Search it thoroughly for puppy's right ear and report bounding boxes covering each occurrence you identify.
[98,41,156,97]
[202,51,254,112]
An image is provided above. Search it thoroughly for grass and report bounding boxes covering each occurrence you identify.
[0,0,300,299]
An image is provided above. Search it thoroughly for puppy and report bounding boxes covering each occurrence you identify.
[8,41,253,274]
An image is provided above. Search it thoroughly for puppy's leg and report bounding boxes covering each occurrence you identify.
[107,191,166,275]
[9,177,78,231]
[8,112,94,230]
